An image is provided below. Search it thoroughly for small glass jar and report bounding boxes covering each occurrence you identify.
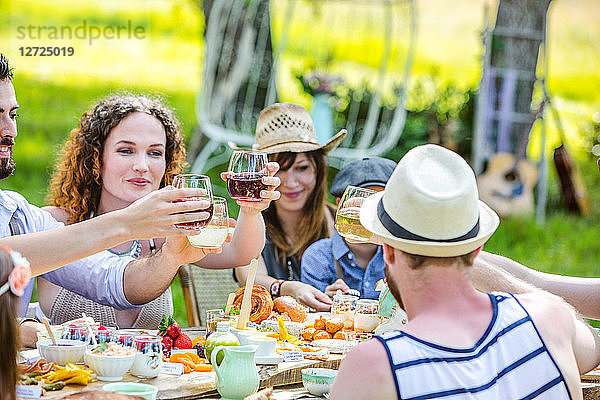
[130,335,162,378]
[204,321,240,365]
[206,309,224,338]
[93,326,115,344]
[111,330,137,348]
[354,299,381,333]
[331,293,359,330]
[61,323,90,344]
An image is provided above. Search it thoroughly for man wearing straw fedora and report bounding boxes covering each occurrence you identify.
[331,144,600,399]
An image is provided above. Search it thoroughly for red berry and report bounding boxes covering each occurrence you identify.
[161,335,173,350]
[173,333,192,349]
[167,322,182,339]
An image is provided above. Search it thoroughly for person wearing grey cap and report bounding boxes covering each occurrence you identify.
[301,157,396,299]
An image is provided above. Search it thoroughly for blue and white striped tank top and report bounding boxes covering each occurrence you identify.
[375,292,571,400]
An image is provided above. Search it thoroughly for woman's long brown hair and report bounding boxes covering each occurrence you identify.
[263,150,330,264]
[0,249,20,400]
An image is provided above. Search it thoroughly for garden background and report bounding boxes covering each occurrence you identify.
[1,0,599,326]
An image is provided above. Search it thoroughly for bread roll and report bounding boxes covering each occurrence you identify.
[325,318,344,334]
[272,296,307,322]
[313,330,332,340]
[302,327,316,341]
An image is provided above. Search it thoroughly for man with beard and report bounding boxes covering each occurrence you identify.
[331,144,600,400]
[0,53,275,346]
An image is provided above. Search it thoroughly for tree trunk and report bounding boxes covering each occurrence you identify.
[490,0,551,158]
[188,0,276,164]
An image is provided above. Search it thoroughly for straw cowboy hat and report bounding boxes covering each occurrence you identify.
[360,144,499,257]
[230,103,347,154]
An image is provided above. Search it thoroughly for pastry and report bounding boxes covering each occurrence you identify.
[313,330,332,340]
[301,327,316,341]
[314,316,326,331]
[233,285,273,323]
[325,317,344,334]
[272,296,307,322]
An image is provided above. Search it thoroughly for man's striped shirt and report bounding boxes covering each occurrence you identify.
[375,292,571,400]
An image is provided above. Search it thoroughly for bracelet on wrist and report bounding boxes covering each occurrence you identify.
[270,279,284,297]
[17,317,39,326]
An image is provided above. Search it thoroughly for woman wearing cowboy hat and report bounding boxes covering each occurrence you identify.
[233,103,347,311]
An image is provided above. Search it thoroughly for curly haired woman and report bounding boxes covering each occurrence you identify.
[38,94,280,329]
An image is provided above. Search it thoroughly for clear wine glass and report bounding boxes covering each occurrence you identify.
[335,185,376,242]
[172,174,213,231]
[187,197,229,248]
[226,150,268,202]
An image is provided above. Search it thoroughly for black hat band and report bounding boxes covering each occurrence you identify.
[376,198,480,243]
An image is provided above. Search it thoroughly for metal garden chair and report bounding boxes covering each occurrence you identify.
[191,0,417,173]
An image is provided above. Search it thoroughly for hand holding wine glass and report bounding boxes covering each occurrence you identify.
[223,151,280,214]
[187,197,230,249]
[172,174,214,231]
[335,186,377,242]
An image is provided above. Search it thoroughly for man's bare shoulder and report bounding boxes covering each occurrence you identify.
[515,290,576,337]
[330,337,397,400]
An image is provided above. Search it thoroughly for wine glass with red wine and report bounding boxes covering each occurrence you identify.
[226,150,268,202]
[172,174,213,231]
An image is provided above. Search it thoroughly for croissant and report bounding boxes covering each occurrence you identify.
[233,285,273,323]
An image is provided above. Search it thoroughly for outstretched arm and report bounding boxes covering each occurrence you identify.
[470,253,539,295]
[191,162,281,269]
[3,187,211,276]
[478,251,600,320]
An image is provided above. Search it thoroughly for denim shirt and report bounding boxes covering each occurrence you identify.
[300,231,385,299]
[0,190,136,316]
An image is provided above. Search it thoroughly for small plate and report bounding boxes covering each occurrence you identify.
[254,353,284,365]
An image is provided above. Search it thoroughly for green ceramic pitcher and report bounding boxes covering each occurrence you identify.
[211,344,259,400]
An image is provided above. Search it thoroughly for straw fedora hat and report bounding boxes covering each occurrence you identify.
[231,103,347,154]
[360,144,499,257]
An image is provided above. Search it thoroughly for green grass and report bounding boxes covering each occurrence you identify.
[6,0,600,327]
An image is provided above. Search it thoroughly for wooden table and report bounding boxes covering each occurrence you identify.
[38,328,342,400]
[23,328,600,399]
[39,357,342,400]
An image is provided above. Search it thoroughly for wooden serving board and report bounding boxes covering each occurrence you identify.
[39,355,343,400]
[582,370,600,383]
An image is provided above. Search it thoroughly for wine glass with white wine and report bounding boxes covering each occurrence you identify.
[187,197,229,248]
[335,186,376,242]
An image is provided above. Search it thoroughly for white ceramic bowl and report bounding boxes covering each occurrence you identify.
[103,383,158,400]
[84,349,135,381]
[231,328,258,345]
[37,339,86,365]
[301,368,338,396]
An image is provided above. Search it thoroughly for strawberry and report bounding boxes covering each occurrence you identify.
[173,333,193,349]
[161,335,173,350]
[167,321,182,339]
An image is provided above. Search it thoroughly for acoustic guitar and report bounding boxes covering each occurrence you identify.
[477,152,538,218]
[477,97,539,218]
